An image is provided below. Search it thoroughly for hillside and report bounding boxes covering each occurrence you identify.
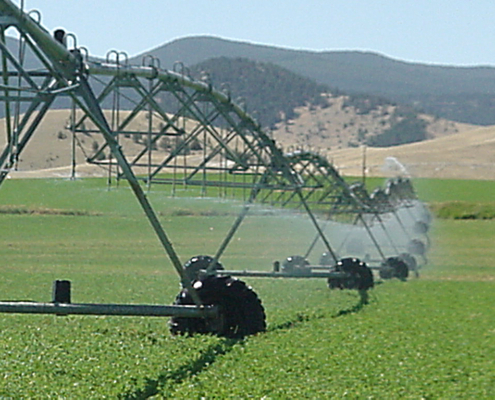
[186,57,470,148]
[0,109,158,178]
[4,35,443,148]
[271,97,474,152]
[188,57,328,129]
[1,109,490,181]
[135,36,495,125]
[6,34,495,125]
[329,125,495,180]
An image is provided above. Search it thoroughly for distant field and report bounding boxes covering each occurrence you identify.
[413,177,495,203]
[341,176,495,204]
[330,124,495,181]
[0,178,494,398]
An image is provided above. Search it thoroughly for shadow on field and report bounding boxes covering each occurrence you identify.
[334,290,370,317]
[269,290,371,332]
[120,338,241,399]
[121,291,371,398]
[268,311,325,331]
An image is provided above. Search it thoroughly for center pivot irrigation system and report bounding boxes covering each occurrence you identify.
[0,1,430,338]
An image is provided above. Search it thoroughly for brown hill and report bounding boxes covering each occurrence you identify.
[271,95,475,152]
[1,109,492,181]
[329,125,495,180]
[1,109,165,179]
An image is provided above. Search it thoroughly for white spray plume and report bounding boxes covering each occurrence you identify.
[383,157,410,177]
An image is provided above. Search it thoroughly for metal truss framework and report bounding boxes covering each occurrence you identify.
[0,0,428,298]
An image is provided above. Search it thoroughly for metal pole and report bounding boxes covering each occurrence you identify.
[0,301,218,318]
[362,145,367,186]
[212,182,262,266]
[70,98,76,180]
[358,214,387,260]
[216,270,346,279]
[147,77,153,192]
[0,0,204,307]
[71,78,203,307]
[297,190,339,264]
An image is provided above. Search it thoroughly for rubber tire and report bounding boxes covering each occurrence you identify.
[169,275,266,339]
[381,257,409,280]
[407,239,427,256]
[328,258,374,291]
[413,221,429,235]
[399,253,417,273]
[418,203,432,226]
[379,265,394,280]
[182,255,224,283]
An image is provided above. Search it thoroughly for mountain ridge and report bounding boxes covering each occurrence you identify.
[133,35,495,125]
[5,33,495,124]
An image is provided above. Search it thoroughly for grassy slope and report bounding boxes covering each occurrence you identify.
[0,178,494,398]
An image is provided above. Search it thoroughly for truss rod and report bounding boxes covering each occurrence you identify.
[0,0,207,307]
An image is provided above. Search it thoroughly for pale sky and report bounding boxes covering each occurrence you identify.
[8,0,495,66]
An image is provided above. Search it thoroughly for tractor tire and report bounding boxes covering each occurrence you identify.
[399,253,418,277]
[182,255,224,283]
[381,257,409,280]
[169,275,266,339]
[418,203,432,226]
[413,221,429,235]
[379,265,394,280]
[407,239,427,256]
[328,258,374,291]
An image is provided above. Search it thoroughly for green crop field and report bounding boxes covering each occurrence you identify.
[0,178,494,398]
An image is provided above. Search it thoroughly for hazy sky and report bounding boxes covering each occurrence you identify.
[8,0,495,66]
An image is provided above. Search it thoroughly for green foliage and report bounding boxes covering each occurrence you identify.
[413,92,495,126]
[189,57,329,128]
[342,93,394,115]
[412,178,495,203]
[367,113,428,147]
[0,178,494,397]
[0,205,100,217]
[430,201,495,220]
[170,280,495,399]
